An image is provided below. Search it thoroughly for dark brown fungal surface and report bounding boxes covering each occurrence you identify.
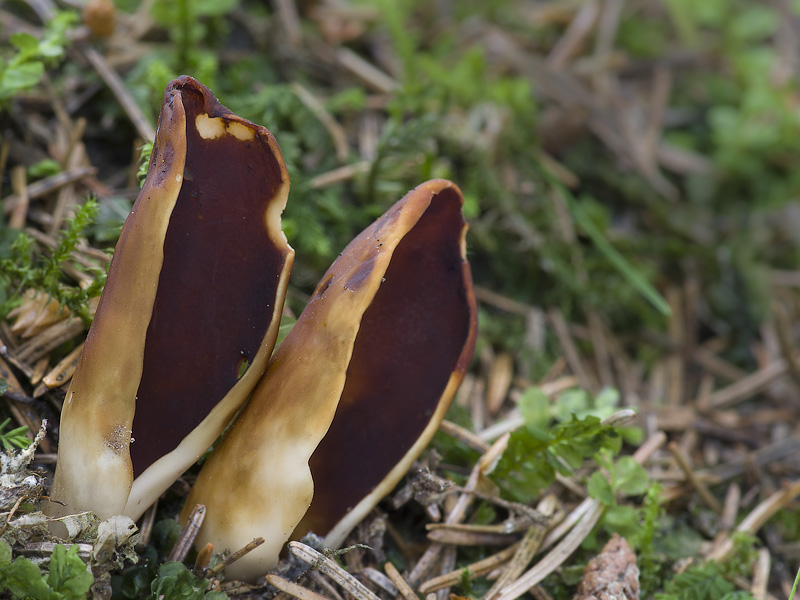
[46,76,293,521]
[183,179,476,581]
[131,77,290,475]
[300,186,476,536]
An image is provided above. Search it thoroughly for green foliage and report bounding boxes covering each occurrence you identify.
[137,141,154,187]
[655,535,758,600]
[0,10,77,104]
[151,0,236,76]
[458,567,475,598]
[27,159,62,180]
[114,538,225,599]
[656,564,754,600]
[0,416,31,450]
[86,197,133,244]
[0,199,108,324]
[232,85,348,270]
[361,1,674,338]
[566,189,671,317]
[587,452,651,547]
[276,315,297,346]
[147,562,227,600]
[0,540,93,600]
[125,0,240,115]
[588,455,650,505]
[717,533,760,580]
[611,0,800,352]
[114,545,158,598]
[789,566,800,600]
[47,545,95,599]
[639,483,668,597]
[487,386,647,502]
[152,519,183,561]
[517,386,550,430]
[492,412,623,503]
[535,386,642,444]
[433,403,481,478]
[771,507,800,541]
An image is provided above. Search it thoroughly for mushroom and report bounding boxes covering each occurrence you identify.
[182,179,478,581]
[45,76,294,521]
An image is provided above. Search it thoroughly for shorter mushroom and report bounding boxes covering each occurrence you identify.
[183,179,477,581]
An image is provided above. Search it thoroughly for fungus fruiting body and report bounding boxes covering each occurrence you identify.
[183,179,477,581]
[46,76,293,521]
[46,77,478,583]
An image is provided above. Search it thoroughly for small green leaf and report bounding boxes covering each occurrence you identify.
[47,544,93,599]
[603,505,643,541]
[276,316,297,346]
[236,357,249,379]
[1,63,45,94]
[620,426,645,445]
[588,472,615,506]
[518,387,550,430]
[553,388,590,422]
[0,417,31,450]
[572,196,671,317]
[37,41,65,59]
[0,555,50,599]
[614,456,651,496]
[594,387,621,414]
[524,425,551,443]
[9,32,39,57]
[137,141,153,187]
[551,443,584,470]
[149,561,226,600]
[27,159,61,180]
[0,539,12,566]
[191,0,239,17]
[787,564,799,600]
[494,408,625,502]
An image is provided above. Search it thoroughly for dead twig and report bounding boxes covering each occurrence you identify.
[167,504,205,563]
[384,562,418,600]
[419,543,521,594]
[82,46,155,141]
[1,166,98,216]
[407,434,510,585]
[264,574,334,600]
[707,479,800,561]
[291,82,349,163]
[207,537,265,576]
[336,48,399,94]
[484,525,547,600]
[707,360,788,409]
[271,0,302,46]
[288,542,381,600]
[667,441,722,513]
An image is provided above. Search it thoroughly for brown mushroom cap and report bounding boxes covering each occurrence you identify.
[183,179,477,581]
[298,182,477,547]
[46,76,293,521]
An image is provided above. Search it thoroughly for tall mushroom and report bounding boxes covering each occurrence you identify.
[183,179,478,581]
[46,76,294,521]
